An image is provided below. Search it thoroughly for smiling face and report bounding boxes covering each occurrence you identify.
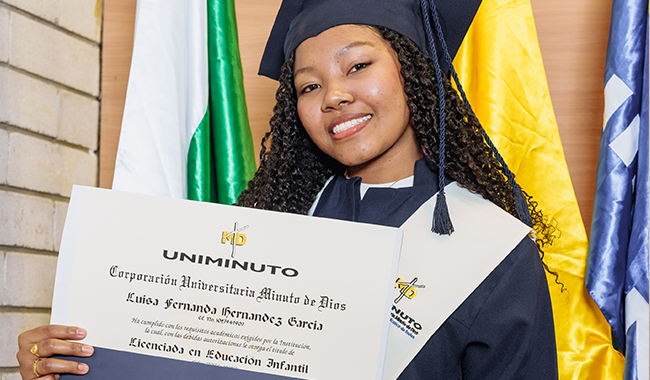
[293,25,423,183]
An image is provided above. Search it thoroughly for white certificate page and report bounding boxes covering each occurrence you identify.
[51,186,402,380]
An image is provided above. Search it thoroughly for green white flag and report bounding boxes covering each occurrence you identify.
[113,0,256,205]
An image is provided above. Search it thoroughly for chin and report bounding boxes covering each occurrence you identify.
[337,156,377,170]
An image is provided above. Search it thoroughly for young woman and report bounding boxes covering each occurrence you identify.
[17,0,558,378]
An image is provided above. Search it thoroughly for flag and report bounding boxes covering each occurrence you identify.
[452,0,626,378]
[112,0,256,205]
[586,1,649,379]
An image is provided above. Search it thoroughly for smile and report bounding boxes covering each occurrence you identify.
[332,115,372,134]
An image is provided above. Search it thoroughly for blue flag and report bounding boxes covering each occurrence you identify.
[586,1,649,379]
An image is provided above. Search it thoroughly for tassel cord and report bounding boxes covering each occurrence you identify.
[420,0,454,235]
[427,0,533,227]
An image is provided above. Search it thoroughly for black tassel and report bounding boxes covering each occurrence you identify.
[421,0,454,236]
[432,191,454,235]
[513,184,533,227]
[426,0,534,230]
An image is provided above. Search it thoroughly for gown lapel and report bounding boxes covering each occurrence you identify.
[313,158,441,227]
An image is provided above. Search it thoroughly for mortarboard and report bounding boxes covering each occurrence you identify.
[258,0,482,81]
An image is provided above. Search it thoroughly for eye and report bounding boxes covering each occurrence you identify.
[299,83,320,95]
[350,62,370,73]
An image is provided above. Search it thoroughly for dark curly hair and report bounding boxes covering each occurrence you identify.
[238,26,559,278]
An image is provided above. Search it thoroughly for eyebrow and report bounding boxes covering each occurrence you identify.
[294,66,314,78]
[335,40,377,59]
[294,40,378,78]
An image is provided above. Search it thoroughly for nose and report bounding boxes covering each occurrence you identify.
[321,81,354,111]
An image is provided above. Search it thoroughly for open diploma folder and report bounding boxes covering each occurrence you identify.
[51,186,403,380]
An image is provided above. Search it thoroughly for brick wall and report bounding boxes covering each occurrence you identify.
[0,1,101,378]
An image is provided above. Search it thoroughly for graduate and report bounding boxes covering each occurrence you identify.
[16,0,559,378]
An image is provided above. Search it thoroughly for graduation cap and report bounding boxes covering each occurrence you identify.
[258,0,482,81]
[258,0,533,234]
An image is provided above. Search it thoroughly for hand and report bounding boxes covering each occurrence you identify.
[17,325,94,379]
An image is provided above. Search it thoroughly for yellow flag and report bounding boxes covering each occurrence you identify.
[452,0,625,378]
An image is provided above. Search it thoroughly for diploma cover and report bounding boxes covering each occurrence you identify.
[381,182,532,379]
[51,186,402,380]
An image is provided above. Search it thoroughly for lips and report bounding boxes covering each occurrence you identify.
[332,115,372,134]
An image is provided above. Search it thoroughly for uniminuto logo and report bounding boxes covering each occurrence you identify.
[394,277,425,303]
[221,222,248,258]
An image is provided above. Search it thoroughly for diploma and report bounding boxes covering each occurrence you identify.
[51,186,402,380]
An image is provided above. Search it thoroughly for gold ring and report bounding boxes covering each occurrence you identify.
[30,343,41,358]
[32,358,41,378]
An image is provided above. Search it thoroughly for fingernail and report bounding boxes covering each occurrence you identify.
[76,328,87,337]
[55,375,60,380]
[82,345,93,354]
[79,363,89,373]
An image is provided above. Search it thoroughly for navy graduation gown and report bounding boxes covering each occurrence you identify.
[313,158,558,380]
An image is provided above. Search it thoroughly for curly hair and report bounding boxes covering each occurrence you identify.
[238,26,559,276]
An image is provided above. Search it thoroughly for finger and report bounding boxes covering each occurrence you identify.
[18,358,66,380]
[35,357,89,378]
[36,376,59,380]
[34,338,94,358]
[18,326,87,350]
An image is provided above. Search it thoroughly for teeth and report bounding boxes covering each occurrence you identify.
[333,115,371,134]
